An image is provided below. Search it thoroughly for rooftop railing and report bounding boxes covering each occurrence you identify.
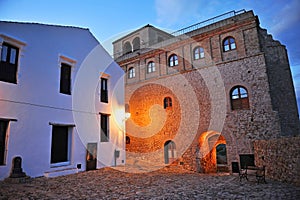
[171,9,246,37]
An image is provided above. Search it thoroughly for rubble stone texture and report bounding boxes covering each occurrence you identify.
[254,137,300,186]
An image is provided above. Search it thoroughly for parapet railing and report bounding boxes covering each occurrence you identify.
[171,9,246,36]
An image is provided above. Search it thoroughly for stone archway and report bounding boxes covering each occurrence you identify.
[198,131,227,173]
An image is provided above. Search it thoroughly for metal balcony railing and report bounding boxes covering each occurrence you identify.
[171,9,246,37]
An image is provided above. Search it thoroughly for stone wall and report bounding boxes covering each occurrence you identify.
[254,137,300,186]
[115,10,297,174]
[259,28,300,136]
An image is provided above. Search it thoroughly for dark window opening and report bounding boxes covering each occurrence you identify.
[123,42,132,55]
[0,42,19,84]
[51,126,69,164]
[0,120,9,165]
[126,136,130,144]
[100,114,109,142]
[100,78,108,103]
[164,97,172,109]
[216,144,227,164]
[239,154,255,169]
[132,37,140,51]
[60,63,71,95]
[230,86,249,110]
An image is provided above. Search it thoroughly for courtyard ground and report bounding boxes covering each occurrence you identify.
[0,166,299,199]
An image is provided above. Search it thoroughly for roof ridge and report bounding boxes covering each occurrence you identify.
[0,20,89,31]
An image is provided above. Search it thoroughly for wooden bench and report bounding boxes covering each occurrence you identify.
[239,165,266,184]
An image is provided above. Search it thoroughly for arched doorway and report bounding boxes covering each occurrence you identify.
[164,140,176,164]
[198,131,227,173]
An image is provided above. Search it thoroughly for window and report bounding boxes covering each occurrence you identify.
[123,42,132,55]
[147,61,155,73]
[100,114,109,142]
[51,125,72,165]
[216,144,227,164]
[0,42,19,83]
[223,37,236,52]
[0,120,9,165]
[193,46,204,60]
[128,67,135,79]
[168,54,178,67]
[230,86,249,110]
[126,136,130,144]
[163,97,172,109]
[132,37,140,51]
[100,78,108,103]
[60,63,71,95]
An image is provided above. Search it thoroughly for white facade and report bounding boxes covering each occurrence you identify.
[0,21,125,180]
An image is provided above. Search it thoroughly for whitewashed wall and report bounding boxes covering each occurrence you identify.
[0,22,125,180]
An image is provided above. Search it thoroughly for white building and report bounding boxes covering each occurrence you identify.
[0,21,125,180]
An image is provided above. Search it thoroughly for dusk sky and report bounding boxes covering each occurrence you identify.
[1,0,299,115]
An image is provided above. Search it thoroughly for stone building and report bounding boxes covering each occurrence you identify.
[113,10,299,173]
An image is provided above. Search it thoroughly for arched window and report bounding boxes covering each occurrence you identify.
[128,67,135,79]
[230,86,249,110]
[193,46,204,60]
[164,140,176,164]
[123,41,132,55]
[147,61,155,73]
[126,136,130,144]
[168,54,178,67]
[223,37,236,52]
[132,37,140,51]
[163,97,172,109]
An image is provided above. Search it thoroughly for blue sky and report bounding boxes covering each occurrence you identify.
[1,0,299,115]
